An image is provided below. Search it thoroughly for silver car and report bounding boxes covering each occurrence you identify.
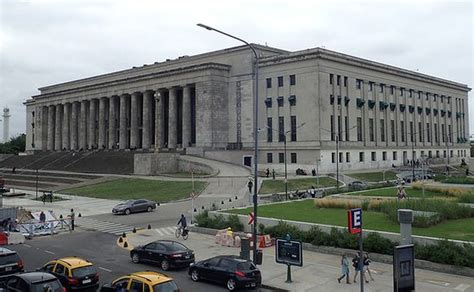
[112,199,157,215]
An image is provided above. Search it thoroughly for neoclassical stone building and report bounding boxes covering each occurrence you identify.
[25,45,471,172]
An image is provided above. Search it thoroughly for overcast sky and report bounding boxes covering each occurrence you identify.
[0,0,472,141]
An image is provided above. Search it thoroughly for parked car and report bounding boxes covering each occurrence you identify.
[188,255,261,291]
[2,272,65,292]
[100,271,178,292]
[39,257,99,291]
[348,181,368,190]
[112,199,157,215]
[130,240,194,271]
[0,247,24,286]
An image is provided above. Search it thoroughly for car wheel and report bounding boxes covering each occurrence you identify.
[147,206,152,212]
[131,253,140,264]
[190,269,200,282]
[226,278,237,291]
[124,209,131,215]
[161,259,170,271]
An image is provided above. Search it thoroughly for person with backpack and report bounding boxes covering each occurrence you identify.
[353,252,367,283]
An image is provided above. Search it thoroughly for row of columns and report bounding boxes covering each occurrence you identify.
[41,85,195,151]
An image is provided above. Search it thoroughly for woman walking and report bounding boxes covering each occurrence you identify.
[364,252,375,281]
[353,252,367,283]
[337,254,351,284]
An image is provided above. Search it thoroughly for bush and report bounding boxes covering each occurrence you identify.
[416,241,474,268]
[264,221,304,241]
[364,233,395,255]
[195,211,244,231]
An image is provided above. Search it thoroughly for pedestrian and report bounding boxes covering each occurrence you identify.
[42,193,46,205]
[312,168,316,176]
[247,180,253,193]
[337,254,351,284]
[39,211,46,223]
[272,169,276,180]
[466,167,469,176]
[265,168,270,178]
[396,183,407,200]
[49,192,53,203]
[353,252,366,283]
[70,208,75,231]
[309,186,316,198]
[364,252,375,281]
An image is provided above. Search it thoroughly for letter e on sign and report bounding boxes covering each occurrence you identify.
[348,208,362,234]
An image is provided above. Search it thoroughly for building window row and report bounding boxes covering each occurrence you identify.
[266,152,297,163]
[266,74,297,88]
[265,95,297,108]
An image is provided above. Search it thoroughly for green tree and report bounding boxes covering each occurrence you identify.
[0,134,26,154]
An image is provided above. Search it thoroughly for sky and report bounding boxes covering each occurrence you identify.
[0,0,473,141]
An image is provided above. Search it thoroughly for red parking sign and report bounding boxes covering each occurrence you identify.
[348,208,362,234]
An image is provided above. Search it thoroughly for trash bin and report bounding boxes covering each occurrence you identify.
[240,237,250,260]
[255,249,263,265]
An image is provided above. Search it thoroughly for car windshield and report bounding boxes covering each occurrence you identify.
[163,242,187,252]
[31,279,63,292]
[0,253,20,265]
[120,200,133,205]
[153,280,179,292]
[71,265,97,278]
[237,261,256,271]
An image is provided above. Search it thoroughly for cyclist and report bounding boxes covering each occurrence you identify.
[177,214,187,235]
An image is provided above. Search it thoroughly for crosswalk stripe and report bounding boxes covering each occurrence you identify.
[166,227,176,234]
[155,229,165,236]
[76,218,135,235]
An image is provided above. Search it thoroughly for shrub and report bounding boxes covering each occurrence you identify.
[364,232,394,255]
[195,211,244,231]
[314,198,361,209]
[264,221,304,240]
[416,241,474,268]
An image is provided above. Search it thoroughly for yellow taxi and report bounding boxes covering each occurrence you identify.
[40,257,99,291]
[100,271,179,292]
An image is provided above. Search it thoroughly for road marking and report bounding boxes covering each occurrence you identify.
[427,280,450,287]
[155,229,165,236]
[166,227,176,234]
[454,284,471,291]
[99,267,112,273]
[44,250,55,255]
[24,244,31,248]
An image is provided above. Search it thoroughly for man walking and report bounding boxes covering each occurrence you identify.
[70,209,75,231]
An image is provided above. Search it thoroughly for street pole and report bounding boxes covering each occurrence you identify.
[359,227,364,292]
[191,168,195,224]
[35,169,38,200]
[284,134,288,201]
[316,159,320,191]
[197,24,260,263]
[336,135,339,191]
[412,142,415,183]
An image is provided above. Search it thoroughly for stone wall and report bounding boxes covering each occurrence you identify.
[134,153,179,175]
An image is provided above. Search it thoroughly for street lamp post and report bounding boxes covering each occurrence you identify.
[197,23,260,263]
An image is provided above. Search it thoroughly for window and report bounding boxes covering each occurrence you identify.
[345,116,349,141]
[426,123,431,142]
[380,119,385,142]
[288,95,296,106]
[369,82,373,91]
[442,124,445,142]
[330,115,335,141]
[339,152,343,163]
[419,122,423,142]
[390,86,395,95]
[277,96,284,107]
[391,120,395,142]
[371,152,376,161]
[443,150,447,158]
[357,117,362,141]
[266,78,272,88]
[279,153,284,163]
[130,280,144,292]
[55,264,65,275]
[278,117,284,142]
[278,76,283,87]
[329,74,334,85]
[343,76,348,87]
[448,125,452,142]
[331,152,335,163]
[267,118,272,142]
[337,75,341,86]
[393,151,398,160]
[428,150,432,158]
[290,74,296,85]
[290,115,297,142]
[382,151,387,161]
[291,153,297,163]
[359,152,365,162]
[410,122,414,143]
[369,118,374,142]
[346,152,350,162]
[401,121,405,142]
[337,116,342,141]
[266,153,273,163]
[356,79,362,89]
[434,124,438,143]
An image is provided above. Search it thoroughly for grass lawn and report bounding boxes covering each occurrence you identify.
[60,178,208,202]
[348,171,397,182]
[347,187,446,198]
[226,200,474,241]
[259,177,339,194]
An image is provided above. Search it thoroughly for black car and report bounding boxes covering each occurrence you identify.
[130,240,194,271]
[3,272,64,292]
[188,255,261,291]
[0,248,24,286]
[112,199,157,215]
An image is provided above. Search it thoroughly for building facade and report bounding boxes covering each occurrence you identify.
[25,45,471,172]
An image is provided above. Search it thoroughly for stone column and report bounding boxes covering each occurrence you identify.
[109,96,117,149]
[79,100,87,150]
[54,104,62,150]
[155,90,164,150]
[142,90,153,149]
[182,85,192,148]
[168,87,177,149]
[71,102,78,150]
[98,97,106,149]
[47,105,55,150]
[130,92,140,149]
[119,94,128,149]
[62,103,70,150]
[88,99,97,149]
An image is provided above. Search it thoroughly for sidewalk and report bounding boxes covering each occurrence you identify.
[123,229,474,292]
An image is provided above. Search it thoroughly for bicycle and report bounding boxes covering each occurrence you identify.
[175,225,189,240]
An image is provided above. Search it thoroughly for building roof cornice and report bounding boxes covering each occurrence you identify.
[259,47,471,92]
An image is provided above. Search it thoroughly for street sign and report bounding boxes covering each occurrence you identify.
[275,238,303,267]
[393,244,415,292]
[348,208,362,234]
[248,212,254,225]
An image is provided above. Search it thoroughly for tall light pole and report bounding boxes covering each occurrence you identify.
[197,23,260,263]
